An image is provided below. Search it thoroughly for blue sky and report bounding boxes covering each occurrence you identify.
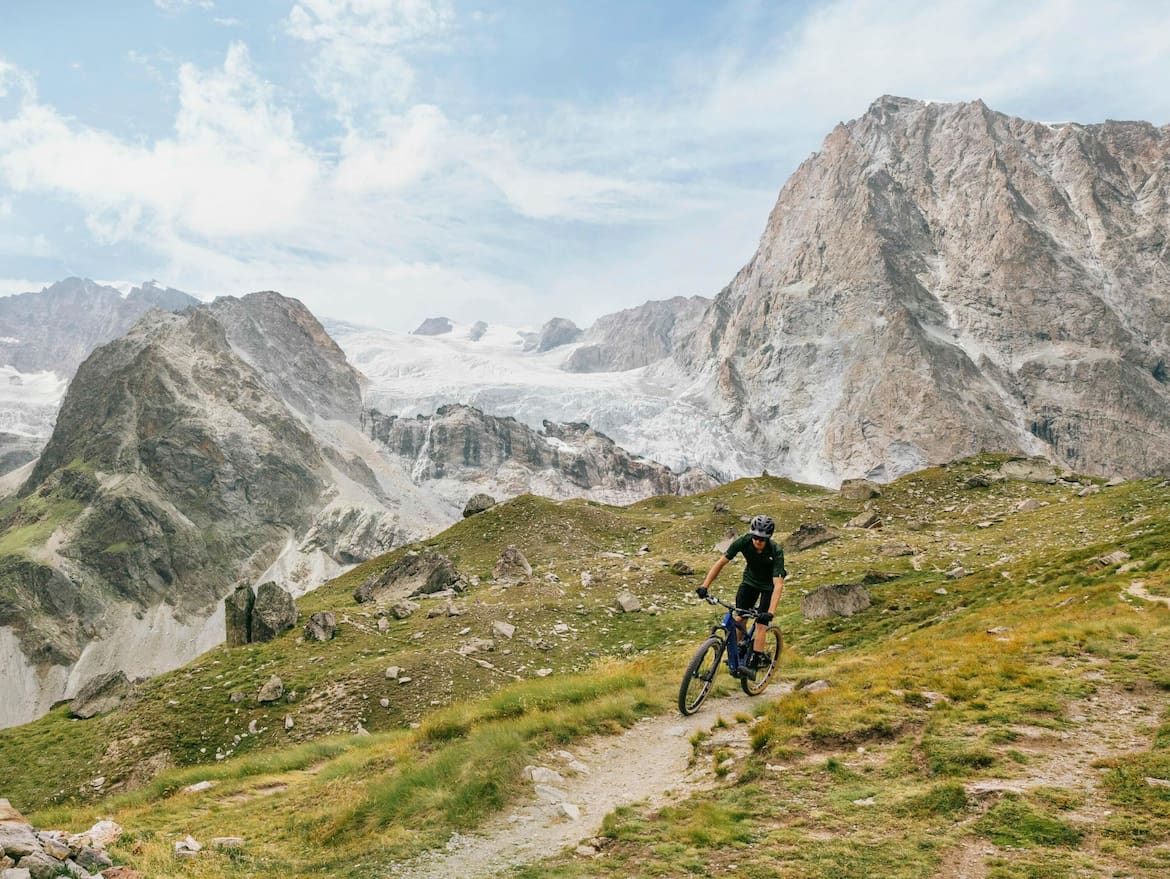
[1,0,1169,331]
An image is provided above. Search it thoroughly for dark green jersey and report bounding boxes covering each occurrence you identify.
[724,534,787,590]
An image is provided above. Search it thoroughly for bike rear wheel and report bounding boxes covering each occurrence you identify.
[679,636,723,715]
[741,627,783,696]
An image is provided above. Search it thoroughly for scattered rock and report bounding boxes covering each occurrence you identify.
[712,501,729,513]
[558,802,582,820]
[69,671,131,719]
[846,511,881,529]
[494,545,533,582]
[800,680,832,693]
[614,591,642,613]
[285,715,294,730]
[462,493,497,518]
[389,599,420,620]
[801,583,871,619]
[181,781,215,794]
[880,542,914,557]
[964,474,994,488]
[945,566,970,579]
[303,611,336,642]
[1096,550,1132,567]
[492,620,516,639]
[1015,498,1044,512]
[669,560,695,575]
[524,766,565,785]
[210,837,245,849]
[384,666,401,680]
[257,675,284,703]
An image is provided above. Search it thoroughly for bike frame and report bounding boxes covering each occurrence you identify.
[711,600,759,676]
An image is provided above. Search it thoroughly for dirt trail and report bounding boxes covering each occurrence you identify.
[388,687,778,878]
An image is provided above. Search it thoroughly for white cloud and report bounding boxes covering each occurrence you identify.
[334,104,448,192]
[0,44,319,242]
[286,0,454,119]
[155,0,214,12]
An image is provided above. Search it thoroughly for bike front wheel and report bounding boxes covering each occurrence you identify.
[741,627,783,696]
[679,636,723,715]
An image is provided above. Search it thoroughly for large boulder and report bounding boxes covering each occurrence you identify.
[251,581,298,642]
[839,479,882,500]
[999,457,1059,484]
[354,551,462,603]
[304,611,336,642]
[463,493,497,518]
[0,799,39,858]
[69,670,131,719]
[783,523,841,553]
[494,545,533,582]
[224,584,254,647]
[801,583,872,619]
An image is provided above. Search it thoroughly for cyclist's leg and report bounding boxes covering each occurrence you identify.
[751,587,774,654]
[733,581,758,641]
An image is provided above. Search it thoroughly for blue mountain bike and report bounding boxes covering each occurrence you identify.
[678,595,783,715]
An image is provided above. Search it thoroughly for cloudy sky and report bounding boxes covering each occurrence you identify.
[1,0,1168,331]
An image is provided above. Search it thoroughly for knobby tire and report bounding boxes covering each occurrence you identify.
[741,627,783,696]
[678,636,722,715]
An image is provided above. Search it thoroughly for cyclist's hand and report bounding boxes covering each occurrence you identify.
[695,586,709,599]
[757,611,773,625]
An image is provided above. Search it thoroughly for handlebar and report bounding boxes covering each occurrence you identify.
[704,595,764,619]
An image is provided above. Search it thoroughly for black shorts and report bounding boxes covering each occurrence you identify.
[735,582,773,615]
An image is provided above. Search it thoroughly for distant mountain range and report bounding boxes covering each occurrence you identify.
[0,292,707,728]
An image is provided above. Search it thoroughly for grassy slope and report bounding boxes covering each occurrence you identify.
[2,455,1168,878]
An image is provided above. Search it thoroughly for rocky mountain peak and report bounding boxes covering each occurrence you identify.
[676,96,1170,484]
[206,292,364,424]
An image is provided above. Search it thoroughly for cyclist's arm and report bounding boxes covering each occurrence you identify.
[701,555,729,590]
[769,576,784,613]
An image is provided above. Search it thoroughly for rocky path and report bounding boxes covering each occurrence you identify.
[388,687,774,879]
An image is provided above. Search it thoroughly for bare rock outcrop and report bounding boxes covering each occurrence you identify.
[69,670,130,719]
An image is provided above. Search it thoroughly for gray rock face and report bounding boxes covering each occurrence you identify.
[205,292,363,424]
[564,296,709,373]
[534,318,583,352]
[365,404,705,502]
[413,317,453,336]
[250,582,297,642]
[801,583,873,619]
[674,96,1170,483]
[69,671,130,719]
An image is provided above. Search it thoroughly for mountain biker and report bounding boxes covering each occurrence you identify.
[695,514,786,677]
